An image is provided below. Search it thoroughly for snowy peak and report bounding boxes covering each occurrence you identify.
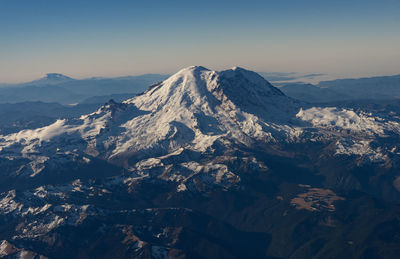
[127,66,291,115]
[112,66,299,159]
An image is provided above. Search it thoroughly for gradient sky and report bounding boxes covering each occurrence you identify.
[0,0,399,82]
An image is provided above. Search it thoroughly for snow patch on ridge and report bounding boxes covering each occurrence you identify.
[297,107,400,161]
[296,107,400,136]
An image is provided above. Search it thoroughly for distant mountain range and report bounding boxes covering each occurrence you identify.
[0,73,75,88]
[279,74,400,103]
[2,72,399,106]
[258,71,327,83]
[0,73,169,104]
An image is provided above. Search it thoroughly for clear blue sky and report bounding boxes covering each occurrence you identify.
[0,0,399,82]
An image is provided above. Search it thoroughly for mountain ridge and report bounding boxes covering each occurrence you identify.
[0,73,169,104]
[280,74,400,102]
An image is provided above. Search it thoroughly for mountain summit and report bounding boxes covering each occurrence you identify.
[127,65,296,119]
[118,66,298,158]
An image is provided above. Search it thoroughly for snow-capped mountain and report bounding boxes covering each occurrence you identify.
[1,66,399,183]
[2,66,399,161]
[1,66,400,258]
[25,73,75,86]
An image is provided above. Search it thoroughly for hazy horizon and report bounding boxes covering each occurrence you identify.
[2,67,400,86]
[1,0,399,83]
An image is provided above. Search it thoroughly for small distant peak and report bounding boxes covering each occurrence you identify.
[25,73,74,86]
[44,73,72,80]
